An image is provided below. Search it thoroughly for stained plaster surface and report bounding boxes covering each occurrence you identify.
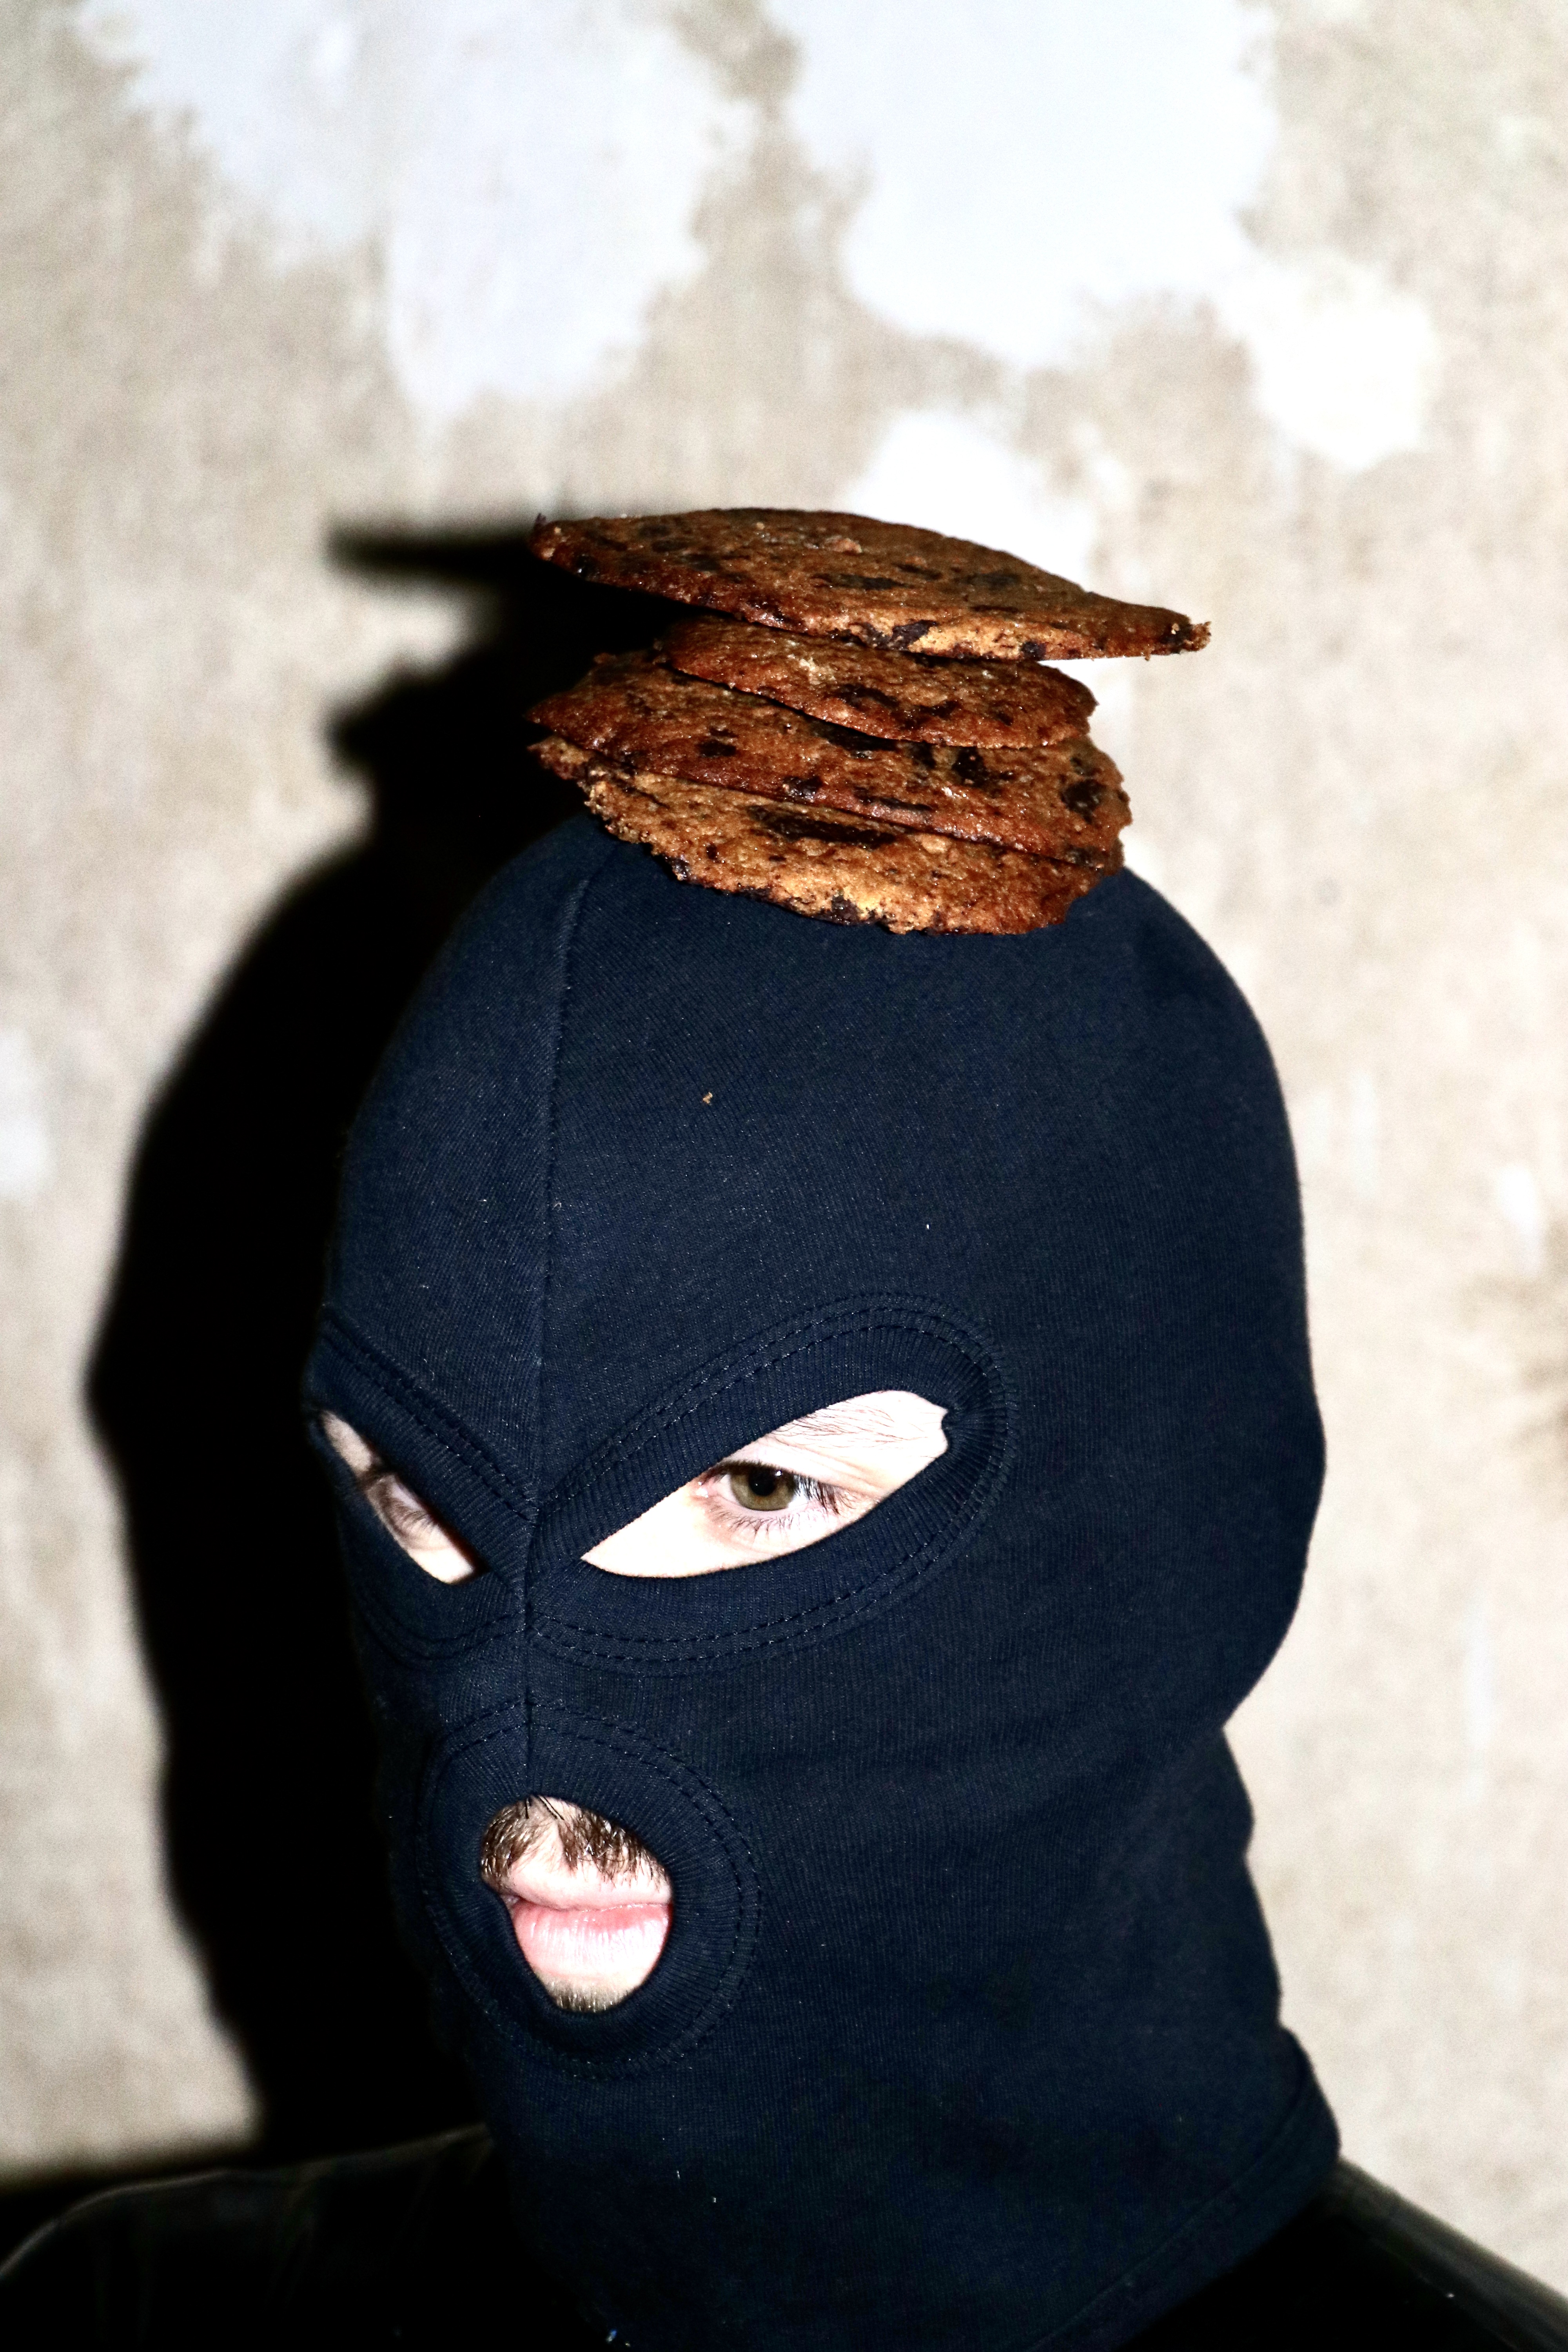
[3,0,1568,2286]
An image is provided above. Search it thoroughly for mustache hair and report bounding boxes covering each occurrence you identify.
[479,1797,661,1889]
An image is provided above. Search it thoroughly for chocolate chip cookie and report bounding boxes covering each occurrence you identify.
[661,614,1096,746]
[529,508,1207,661]
[529,652,1127,861]
[534,738,1111,935]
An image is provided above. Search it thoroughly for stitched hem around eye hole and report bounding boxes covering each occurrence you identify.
[307,1294,1014,1668]
[529,1297,1014,1669]
[305,1317,533,1662]
[311,1310,535,1523]
[417,1700,761,2077]
[309,1416,518,1666]
[546,1297,999,1515]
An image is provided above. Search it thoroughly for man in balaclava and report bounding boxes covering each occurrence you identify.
[7,524,1568,2351]
[293,800,1340,2352]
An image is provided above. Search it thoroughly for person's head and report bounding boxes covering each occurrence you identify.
[307,815,1331,2348]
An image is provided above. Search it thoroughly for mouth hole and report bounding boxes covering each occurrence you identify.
[479,1797,672,2011]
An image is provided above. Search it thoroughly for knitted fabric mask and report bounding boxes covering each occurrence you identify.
[305,814,1336,2351]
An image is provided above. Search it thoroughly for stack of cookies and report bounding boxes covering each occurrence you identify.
[526,509,1207,936]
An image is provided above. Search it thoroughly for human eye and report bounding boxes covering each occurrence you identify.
[363,1466,443,1549]
[359,1460,479,1584]
[690,1459,849,1550]
[581,1391,947,1580]
[320,1413,480,1584]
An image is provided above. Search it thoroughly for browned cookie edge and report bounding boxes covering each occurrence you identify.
[660,614,1098,746]
[529,653,1128,863]
[529,510,1208,661]
[533,736,1115,935]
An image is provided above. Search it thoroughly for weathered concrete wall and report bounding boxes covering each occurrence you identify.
[4,0,1567,2281]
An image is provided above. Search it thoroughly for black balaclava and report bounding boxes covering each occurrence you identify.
[306,815,1337,2351]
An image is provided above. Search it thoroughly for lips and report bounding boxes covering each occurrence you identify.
[507,1893,671,2004]
[482,1795,675,2008]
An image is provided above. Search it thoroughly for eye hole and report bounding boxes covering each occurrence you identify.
[722,1462,798,1513]
[363,1466,441,1548]
[583,1390,947,1580]
[319,1412,481,1585]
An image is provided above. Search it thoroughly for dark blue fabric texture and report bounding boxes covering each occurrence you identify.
[305,814,1338,2350]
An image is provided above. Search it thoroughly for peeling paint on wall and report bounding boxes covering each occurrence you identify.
[77,0,756,412]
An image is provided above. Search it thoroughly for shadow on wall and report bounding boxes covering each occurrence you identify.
[85,530,671,2169]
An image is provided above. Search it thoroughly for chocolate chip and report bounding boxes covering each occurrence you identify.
[804,716,880,755]
[756,809,900,849]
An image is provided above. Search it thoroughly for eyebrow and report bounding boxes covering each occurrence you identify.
[763,1399,920,1448]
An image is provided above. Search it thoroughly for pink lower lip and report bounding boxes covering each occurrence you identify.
[510,1898,671,1981]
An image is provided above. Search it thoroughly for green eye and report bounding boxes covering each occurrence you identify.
[725,1463,798,1513]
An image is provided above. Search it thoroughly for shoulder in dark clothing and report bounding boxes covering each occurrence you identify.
[1129,2163,1568,2352]
[8,2140,1568,2352]
[0,2125,600,2350]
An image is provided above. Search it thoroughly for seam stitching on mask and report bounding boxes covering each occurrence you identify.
[532,1704,753,2013]
[350,1584,506,1667]
[545,1529,981,1657]
[423,1702,759,2076]
[544,1419,1007,1658]
[545,1296,998,1510]
[319,1300,1013,1658]
[314,1312,535,1520]
[311,1426,514,1662]
[530,867,598,1670]
[537,1304,1012,1653]
[346,1531,512,1661]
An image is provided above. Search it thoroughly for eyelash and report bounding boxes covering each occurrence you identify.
[699,1462,847,1547]
[360,1463,439,1545]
